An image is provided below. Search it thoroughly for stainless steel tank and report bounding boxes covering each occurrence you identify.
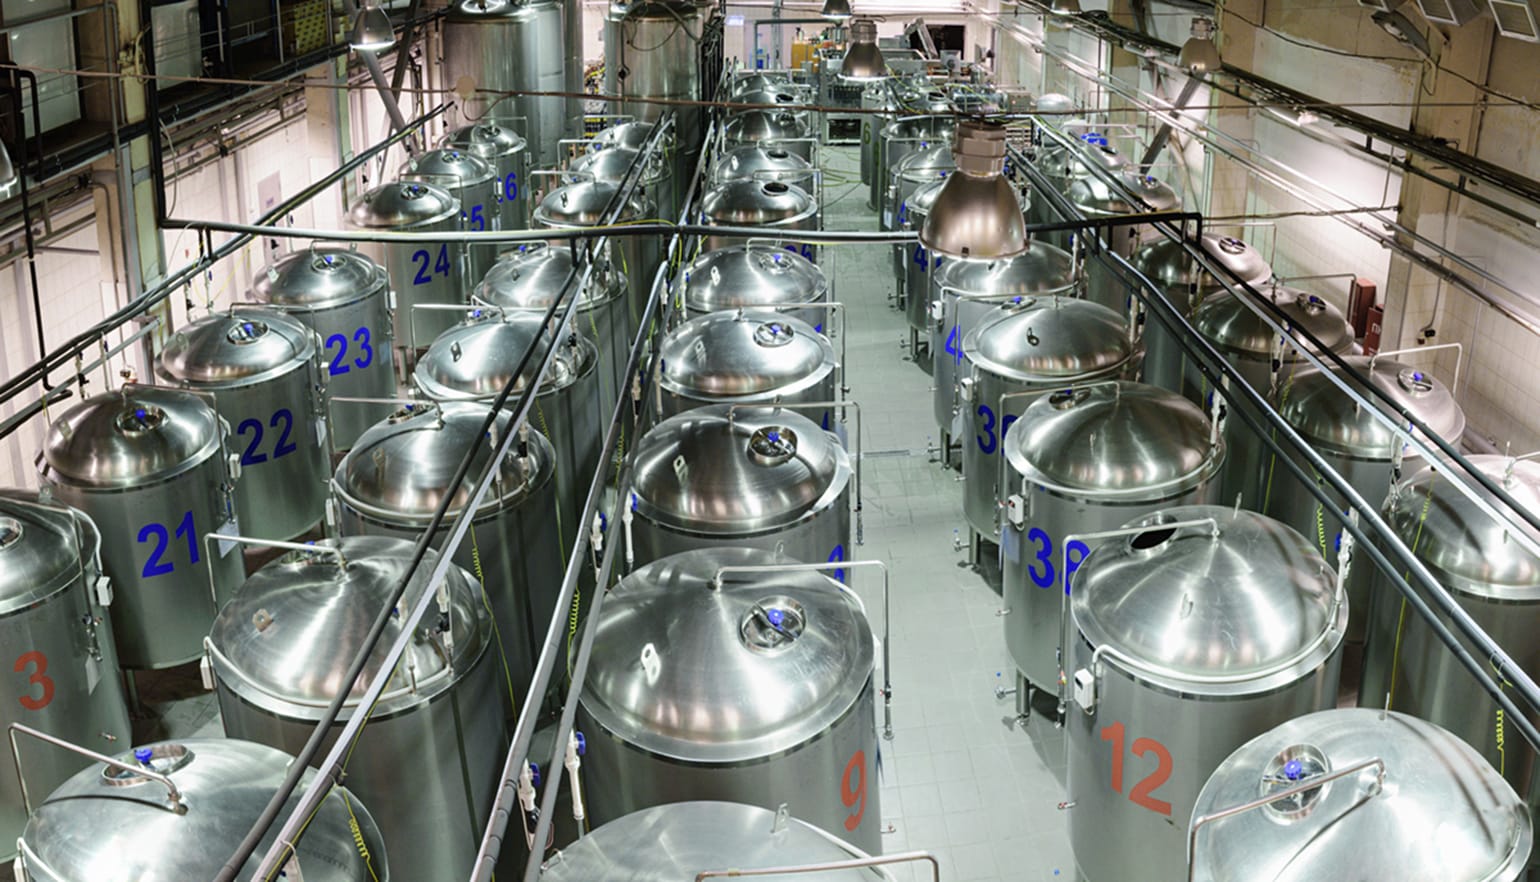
[332,402,563,706]
[873,115,954,224]
[568,145,680,229]
[14,738,389,881]
[540,801,879,880]
[732,72,792,95]
[1264,356,1465,642]
[154,307,328,541]
[346,180,464,348]
[206,536,502,882]
[722,109,814,162]
[888,146,954,292]
[588,120,679,187]
[998,383,1223,699]
[711,144,816,194]
[442,0,574,170]
[627,405,851,568]
[37,387,243,670]
[604,0,705,154]
[1064,505,1346,882]
[698,180,820,263]
[534,180,660,331]
[1191,708,1531,882]
[400,147,500,287]
[474,242,630,412]
[1130,233,1274,395]
[676,244,829,331]
[249,246,397,450]
[1030,133,1129,251]
[898,177,945,329]
[413,310,602,549]
[656,310,837,425]
[1067,170,1181,315]
[1189,283,1355,509]
[442,121,531,234]
[0,492,131,862]
[577,547,881,853]
[928,244,1078,437]
[857,79,894,188]
[1360,456,1540,814]
[959,297,1142,540]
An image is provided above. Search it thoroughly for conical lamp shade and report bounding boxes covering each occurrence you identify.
[0,141,19,201]
[351,3,396,51]
[840,18,884,80]
[821,0,852,21]
[920,122,1026,260]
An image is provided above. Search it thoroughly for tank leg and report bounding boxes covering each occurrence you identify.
[969,528,983,570]
[940,430,952,467]
[123,670,143,719]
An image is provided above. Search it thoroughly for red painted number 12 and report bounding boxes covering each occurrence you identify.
[1099,721,1173,816]
[841,750,867,831]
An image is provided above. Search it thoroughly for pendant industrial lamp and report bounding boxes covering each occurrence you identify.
[0,141,18,201]
[840,18,886,79]
[1178,17,1222,73]
[821,0,852,22]
[1049,0,1082,13]
[920,121,1027,260]
[351,0,397,52]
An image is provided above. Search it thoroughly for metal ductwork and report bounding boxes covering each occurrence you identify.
[1414,0,1486,23]
[1488,0,1540,39]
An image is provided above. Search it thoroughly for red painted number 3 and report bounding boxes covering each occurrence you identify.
[1099,721,1173,816]
[840,750,867,831]
[15,651,54,711]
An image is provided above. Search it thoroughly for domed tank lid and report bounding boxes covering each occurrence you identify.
[700,179,817,225]
[1132,233,1274,290]
[0,491,89,613]
[1004,382,1221,499]
[156,307,315,388]
[905,177,948,218]
[965,296,1134,383]
[1279,356,1465,460]
[41,386,222,488]
[441,121,527,160]
[475,242,625,311]
[533,180,651,228]
[1068,169,1179,216]
[1387,456,1540,599]
[892,143,955,182]
[18,738,386,882]
[334,401,554,524]
[658,310,835,400]
[582,548,873,762]
[1072,506,1343,687]
[540,801,874,880]
[588,121,658,153]
[206,535,487,714]
[400,146,496,187]
[733,72,791,96]
[251,246,389,309]
[611,0,698,22]
[714,144,815,184]
[933,240,1077,298]
[1193,283,1354,361]
[723,109,809,142]
[880,113,955,141]
[1035,92,1076,114]
[568,146,665,187]
[735,88,800,108]
[413,310,594,401]
[1190,709,1531,882]
[447,0,551,20]
[630,405,850,533]
[680,244,827,312]
[347,179,459,229]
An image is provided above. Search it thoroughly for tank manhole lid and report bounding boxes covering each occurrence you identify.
[225,319,271,345]
[1258,744,1329,820]
[753,321,796,347]
[747,426,799,465]
[102,743,194,786]
[740,596,807,651]
[115,404,167,435]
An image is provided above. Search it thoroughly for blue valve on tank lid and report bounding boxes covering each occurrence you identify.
[1412,371,1425,382]
[529,762,541,787]
[1282,758,1304,780]
[574,731,587,756]
[766,607,786,630]
[322,254,335,266]
[134,407,147,420]
[767,431,781,443]
[134,747,154,765]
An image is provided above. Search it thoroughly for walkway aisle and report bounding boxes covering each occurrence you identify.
[824,144,1077,881]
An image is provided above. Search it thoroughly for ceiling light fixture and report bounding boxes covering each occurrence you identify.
[840,18,886,80]
[0,141,18,201]
[920,121,1027,261]
[1178,17,1222,73]
[821,0,852,21]
[350,0,397,52]
[1049,0,1082,13]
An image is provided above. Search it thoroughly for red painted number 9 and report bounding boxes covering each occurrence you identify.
[15,651,54,711]
[841,750,867,831]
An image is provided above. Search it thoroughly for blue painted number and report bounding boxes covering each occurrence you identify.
[1025,527,1090,595]
[323,326,375,376]
[468,204,486,231]
[504,172,519,201]
[410,244,452,285]
[974,405,1017,456]
[138,510,199,579]
[945,325,964,366]
[828,544,846,583]
[236,408,300,467]
[912,243,929,271]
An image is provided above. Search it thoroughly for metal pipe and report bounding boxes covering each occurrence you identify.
[159,218,923,245]
[8,723,185,816]
[694,849,941,881]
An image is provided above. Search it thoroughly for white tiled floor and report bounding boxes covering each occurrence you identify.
[818,146,1079,881]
